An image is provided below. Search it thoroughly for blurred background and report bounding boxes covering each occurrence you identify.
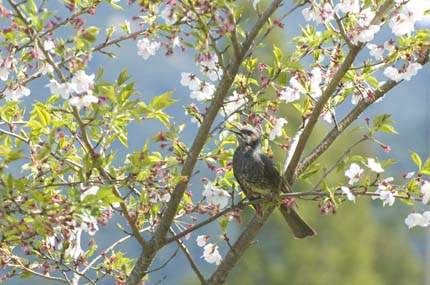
[3,1,430,284]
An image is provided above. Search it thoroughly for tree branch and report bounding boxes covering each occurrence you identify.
[284,0,394,184]
[126,2,283,283]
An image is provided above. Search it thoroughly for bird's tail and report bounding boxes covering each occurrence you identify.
[279,205,316,239]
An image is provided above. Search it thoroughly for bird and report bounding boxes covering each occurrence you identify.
[232,125,316,239]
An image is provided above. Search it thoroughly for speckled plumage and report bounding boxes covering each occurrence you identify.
[232,126,316,239]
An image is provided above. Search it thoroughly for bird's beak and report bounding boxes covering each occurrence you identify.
[228,126,242,136]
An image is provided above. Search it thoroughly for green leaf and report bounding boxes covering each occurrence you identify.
[273,45,283,66]
[218,216,229,234]
[149,91,176,111]
[381,159,397,169]
[119,21,131,34]
[117,68,130,86]
[410,151,422,168]
[378,124,398,134]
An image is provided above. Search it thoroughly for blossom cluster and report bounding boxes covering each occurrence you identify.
[48,70,98,109]
[180,54,222,101]
[301,0,430,39]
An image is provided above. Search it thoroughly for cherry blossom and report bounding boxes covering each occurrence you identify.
[48,79,73,99]
[405,171,415,179]
[40,63,54,75]
[367,44,385,60]
[367,158,384,173]
[202,243,222,265]
[160,5,177,26]
[69,94,99,109]
[190,81,215,101]
[372,179,395,206]
[344,163,363,185]
[383,63,422,82]
[180,73,201,90]
[70,70,95,95]
[322,109,335,124]
[81,185,100,200]
[65,229,84,259]
[43,39,55,53]
[0,57,11,81]
[335,0,360,14]
[421,181,430,204]
[302,3,334,24]
[340,186,356,203]
[221,91,247,120]
[202,182,230,209]
[351,25,380,44]
[200,54,223,81]
[4,85,31,101]
[137,38,160,60]
[81,214,99,236]
[310,67,322,98]
[196,235,209,247]
[269,117,288,140]
[389,0,430,36]
[279,86,300,103]
[405,212,430,228]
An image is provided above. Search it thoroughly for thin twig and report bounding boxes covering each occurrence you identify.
[169,228,206,284]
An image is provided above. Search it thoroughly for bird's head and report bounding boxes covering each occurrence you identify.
[231,125,261,148]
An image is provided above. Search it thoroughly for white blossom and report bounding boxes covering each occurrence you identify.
[202,243,222,265]
[202,182,230,209]
[222,91,246,120]
[367,44,385,60]
[322,109,334,124]
[190,81,215,101]
[44,39,55,52]
[357,8,375,27]
[70,70,95,95]
[302,3,334,23]
[421,181,430,204]
[180,72,201,90]
[48,79,73,99]
[81,186,100,201]
[310,67,322,98]
[405,171,415,179]
[40,63,54,75]
[335,0,360,14]
[137,38,160,60]
[340,186,356,203]
[69,94,99,109]
[200,54,223,81]
[384,63,422,82]
[344,163,363,185]
[405,212,430,228]
[367,158,384,173]
[196,235,209,247]
[160,5,177,26]
[279,86,300,103]
[372,182,395,206]
[0,67,9,81]
[81,214,99,236]
[4,85,31,101]
[388,0,430,36]
[269,118,288,140]
[352,25,380,44]
[65,229,83,260]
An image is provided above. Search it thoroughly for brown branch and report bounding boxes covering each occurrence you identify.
[170,228,206,284]
[126,2,283,284]
[207,207,275,285]
[284,0,394,183]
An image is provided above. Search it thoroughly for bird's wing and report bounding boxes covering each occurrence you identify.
[259,153,291,193]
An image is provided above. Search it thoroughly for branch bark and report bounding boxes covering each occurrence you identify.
[126,1,283,284]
